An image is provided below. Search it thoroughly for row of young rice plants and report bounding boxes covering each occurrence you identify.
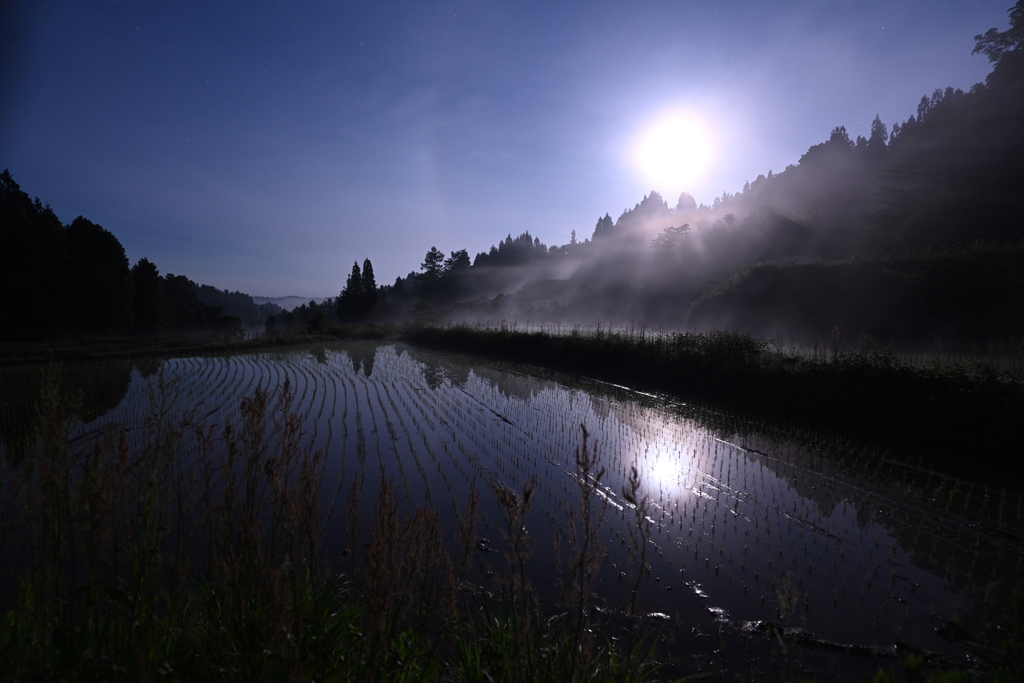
[1,341,1020,680]
[0,345,417,679]
[390,346,1022,679]
[444,350,995,675]
[403,322,1024,492]
[400,354,818,670]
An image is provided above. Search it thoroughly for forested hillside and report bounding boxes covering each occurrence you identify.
[356,4,1024,345]
[0,171,253,342]
[5,3,1022,347]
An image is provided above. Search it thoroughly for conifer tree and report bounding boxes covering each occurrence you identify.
[132,258,171,333]
[337,261,363,321]
[420,247,445,283]
[361,258,377,312]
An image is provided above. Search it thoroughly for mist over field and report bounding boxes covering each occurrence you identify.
[3,2,1022,350]
[3,6,1024,679]
[344,85,1024,346]
[3,3,1023,348]
[319,13,1024,347]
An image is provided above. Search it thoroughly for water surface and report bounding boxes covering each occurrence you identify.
[2,341,1019,680]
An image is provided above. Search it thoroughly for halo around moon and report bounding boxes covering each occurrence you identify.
[633,109,714,195]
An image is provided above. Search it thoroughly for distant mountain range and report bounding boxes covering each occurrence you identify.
[252,296,330,311]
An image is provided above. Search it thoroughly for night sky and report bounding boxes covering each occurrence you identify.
[1,1,1010,297]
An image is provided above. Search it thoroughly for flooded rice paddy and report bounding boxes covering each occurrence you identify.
[2,341,1021,680]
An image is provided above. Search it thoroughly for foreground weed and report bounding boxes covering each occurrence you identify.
[0,364,703,681]
[495,477,538,681]
[622,462,653,664]
[559,424,609,680]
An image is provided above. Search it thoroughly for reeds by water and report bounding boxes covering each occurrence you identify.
[0,371,664,682]
[403,322,1024,488]
[3,346,1021,681]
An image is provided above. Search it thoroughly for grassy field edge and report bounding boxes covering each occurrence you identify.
[402,324,1024,490]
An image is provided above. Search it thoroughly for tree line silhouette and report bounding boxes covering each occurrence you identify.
[4,2,1021,345]
[351,3,1024,341]
[336,259,377,322]
[0,171,278,342]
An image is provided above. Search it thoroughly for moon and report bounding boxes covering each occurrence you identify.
[634,110,714,194]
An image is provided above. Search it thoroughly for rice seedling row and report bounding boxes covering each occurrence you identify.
[2,341,1019,681]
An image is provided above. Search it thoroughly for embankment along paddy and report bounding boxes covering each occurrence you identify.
[403,323,1024,489]
[1,341,1021,681]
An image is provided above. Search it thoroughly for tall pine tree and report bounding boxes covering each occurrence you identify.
[336,261,363,321]
[361,258,377,312]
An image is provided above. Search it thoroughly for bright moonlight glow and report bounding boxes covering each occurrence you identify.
[633,110,714,194]
[638,437,694,499]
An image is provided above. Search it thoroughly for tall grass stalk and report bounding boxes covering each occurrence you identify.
[622,463,652,670]
[0,367,672,681]
[560,424,608,680]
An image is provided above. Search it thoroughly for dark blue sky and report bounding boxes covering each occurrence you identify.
[1,1,1010,296]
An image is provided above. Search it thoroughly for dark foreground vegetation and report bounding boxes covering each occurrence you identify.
[404,323,1024,491]
[2,6,1024,680]
[2,369,1021,682]
[0,378,687,682]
